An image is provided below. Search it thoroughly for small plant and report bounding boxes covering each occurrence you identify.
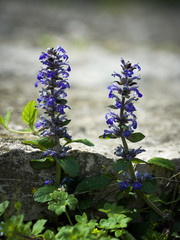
[0,47,179,239]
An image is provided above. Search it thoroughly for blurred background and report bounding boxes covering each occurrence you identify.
[0,0,180,158]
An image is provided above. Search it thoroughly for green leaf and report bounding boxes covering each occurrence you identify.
[131,158,147,164]
[99,134,117,139]
[48,191,78,215]
[0,115,4,125]
[113,159,130,172]
[38,137,57,148]
[127,132,145,142]
[75,213,88,224]
[148,157,175,172]
[32,219,47,235]
[30,157,54,170]
[75,176,111,194]
[57,156,80,177]
[22,139,46,151]
[0,201,9,216]
[3,110,11,127]
[22,100,37,128]
[33,185,57,203]
[141,180,158,194]
[43,230,56,240]
[22,139,39,146]
[65,138,94,147]
[99,203,131,217]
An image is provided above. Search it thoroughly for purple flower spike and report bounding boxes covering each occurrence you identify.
[103,58,142,140]
[35,46,72,159]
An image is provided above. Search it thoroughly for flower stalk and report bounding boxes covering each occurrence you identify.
[35,46,72,186]
[103,58,167,218]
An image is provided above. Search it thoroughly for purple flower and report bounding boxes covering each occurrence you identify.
[131,181,142,190]
[120,181,129,190]
[115,146,145,160]
[35,46,72,159]
[103,58,142,140]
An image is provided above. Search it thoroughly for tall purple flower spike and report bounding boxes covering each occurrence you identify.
[35,46,71,158]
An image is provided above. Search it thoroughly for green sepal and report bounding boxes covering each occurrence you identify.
[113,159,130,172]
[0,201,9,216]
[99,134,117,139]
[57,156,80,177]
[107,105,118,109]
[33,185,57,203]
[30,157,54,170]
[148,157,175,172]
[38,137,57,148]
[22,100,37,130]
[65,138,94,146]
[127,132,145,142]
[60,119,71,127]
[74,175,111,194]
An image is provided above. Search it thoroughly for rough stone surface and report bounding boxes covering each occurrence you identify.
[0,0,180,220]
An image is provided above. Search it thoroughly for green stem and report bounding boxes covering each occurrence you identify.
[65,210,73,226]
[55,162,61,187]
[138,190,166,218]
[121,135,166,218]
[5,127,35,135]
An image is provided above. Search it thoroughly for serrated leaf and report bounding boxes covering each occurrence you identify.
[32,219,47,235]
[99,217,117,229]
[66,138,94,146]
[22,100,37,128]
[75,213,88,224]
[3,110,11,127]
[99,134,117,139]
[48,191,78,215]
[0,201,9,216]
[38,137,57,148]
[57,156,80,177]
[33,185,57,203]
[127,132,145,142]
[30,157,54,170]
[74,176,111,194]
[148,157,175,172]
[113,159,130,172]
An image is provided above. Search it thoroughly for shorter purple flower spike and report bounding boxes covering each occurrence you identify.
[103,58,142,140]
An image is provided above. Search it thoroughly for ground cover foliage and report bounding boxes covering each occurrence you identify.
[0,46,179,239]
